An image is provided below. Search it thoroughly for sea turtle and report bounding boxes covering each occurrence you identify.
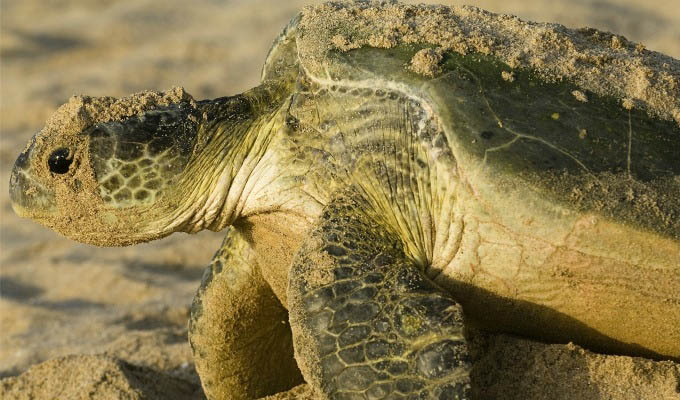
[8,1,680,399]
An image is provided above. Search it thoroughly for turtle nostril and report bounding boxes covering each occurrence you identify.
[48,148,73,174]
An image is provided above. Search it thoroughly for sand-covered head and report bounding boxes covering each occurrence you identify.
[9,87,202,246]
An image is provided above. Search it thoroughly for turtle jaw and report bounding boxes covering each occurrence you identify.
[9,146,58,219]
[9,172,57,219]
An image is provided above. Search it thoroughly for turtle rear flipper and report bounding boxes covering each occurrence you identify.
[288,189,471,399]
[189,226,303,399]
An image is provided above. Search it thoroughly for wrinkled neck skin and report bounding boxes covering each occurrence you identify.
[158,82,292,238]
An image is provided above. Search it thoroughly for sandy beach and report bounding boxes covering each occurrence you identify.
[1,1,679,399]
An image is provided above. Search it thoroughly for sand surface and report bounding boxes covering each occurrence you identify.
[1,1,679,399]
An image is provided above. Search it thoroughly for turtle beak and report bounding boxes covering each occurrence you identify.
[9,144,56,218]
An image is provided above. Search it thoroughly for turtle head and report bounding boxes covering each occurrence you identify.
[9,89,220,246]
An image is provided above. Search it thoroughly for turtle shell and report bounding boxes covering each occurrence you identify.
[264,3,680,241]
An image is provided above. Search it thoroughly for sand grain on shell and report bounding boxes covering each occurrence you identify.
[409,47,445,77]
[298,1,680,126]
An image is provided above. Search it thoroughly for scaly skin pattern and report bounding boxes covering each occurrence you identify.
[288,189,470,399]
[88,103,198,207]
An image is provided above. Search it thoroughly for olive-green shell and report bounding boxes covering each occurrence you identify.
[263,13,680,240]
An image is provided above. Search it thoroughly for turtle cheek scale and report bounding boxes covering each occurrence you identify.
[87,104,198,209]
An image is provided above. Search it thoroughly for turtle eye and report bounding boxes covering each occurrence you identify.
[47,148,73,174]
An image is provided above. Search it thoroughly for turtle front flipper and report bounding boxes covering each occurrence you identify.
[189,226,303,399]
[288,189,471,399]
